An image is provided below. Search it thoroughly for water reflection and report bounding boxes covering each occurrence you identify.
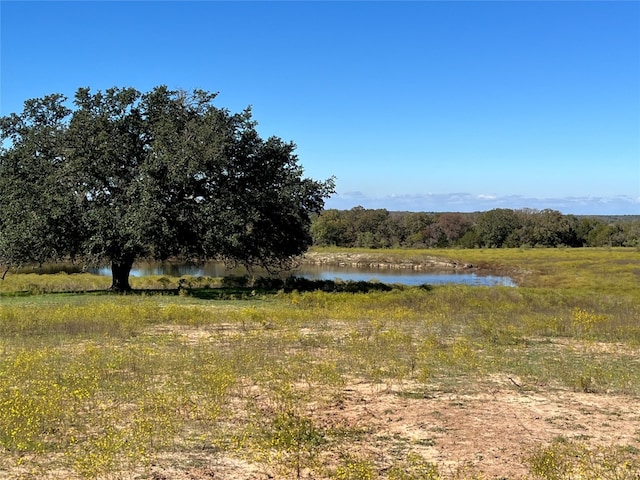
[300,268,516,287]
[90,261,516,287]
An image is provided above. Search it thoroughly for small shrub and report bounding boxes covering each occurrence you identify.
[221,274,250,288]
[528,439,640,480]
[253,276,285,290]
[334,455,377,479]
[388,453,440,479]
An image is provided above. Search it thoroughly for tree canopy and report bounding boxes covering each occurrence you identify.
[310,207,639,249]
[0,86,335,291]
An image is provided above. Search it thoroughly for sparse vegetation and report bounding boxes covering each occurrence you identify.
[0,248,639,478]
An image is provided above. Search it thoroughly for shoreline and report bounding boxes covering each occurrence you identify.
[301,251,475,271]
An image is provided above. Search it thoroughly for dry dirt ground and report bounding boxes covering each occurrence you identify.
[150,380,640,479]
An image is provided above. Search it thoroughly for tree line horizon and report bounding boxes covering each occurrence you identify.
[310,206,640,249]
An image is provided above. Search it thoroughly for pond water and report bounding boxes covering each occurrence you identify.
[296,265,516,287]
[89,262,516,287]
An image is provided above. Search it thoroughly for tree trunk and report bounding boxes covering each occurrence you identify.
[110,257,134,292]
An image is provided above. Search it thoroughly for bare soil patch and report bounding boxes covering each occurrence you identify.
[329,382,639,478]
[143,380,640,479]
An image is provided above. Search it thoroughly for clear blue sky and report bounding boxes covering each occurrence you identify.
[2,1,639,214]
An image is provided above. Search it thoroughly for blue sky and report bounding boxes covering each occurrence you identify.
[1,1,639,215]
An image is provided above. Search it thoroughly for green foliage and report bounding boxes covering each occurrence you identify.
[388,453,440,479]
[0,95,79,271]
[311,209,352,247]
[334,456,377,479]
[0,86,334,291]
[529,439,640,480]
[258,411,326,478]
[422,213,472,248]
[309,208,639,250]
[475,208,523,247]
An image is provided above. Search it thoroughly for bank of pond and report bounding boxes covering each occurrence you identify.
[13,260,517,289]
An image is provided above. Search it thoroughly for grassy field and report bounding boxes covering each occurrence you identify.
[1,247,639,479]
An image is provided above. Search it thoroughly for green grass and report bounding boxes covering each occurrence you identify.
[1,248,639,478]
[307,246,640,290]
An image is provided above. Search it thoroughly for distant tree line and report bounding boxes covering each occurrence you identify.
[311,207,640,249]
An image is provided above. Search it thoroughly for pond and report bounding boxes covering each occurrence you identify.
[89,262,516,287]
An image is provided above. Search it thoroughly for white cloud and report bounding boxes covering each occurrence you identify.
[325,192,640,215]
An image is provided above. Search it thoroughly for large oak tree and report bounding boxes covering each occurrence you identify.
[0,86,334,291]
